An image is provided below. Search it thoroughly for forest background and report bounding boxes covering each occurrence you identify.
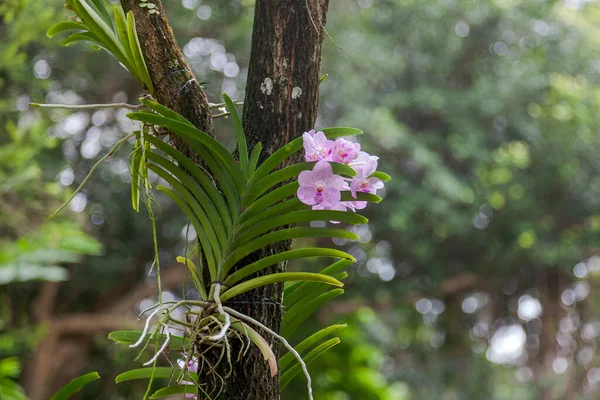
[2,0,600,399]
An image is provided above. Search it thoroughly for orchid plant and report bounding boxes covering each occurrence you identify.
[41,1,389,399]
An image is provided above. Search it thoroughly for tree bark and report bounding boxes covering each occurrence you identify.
[121,0,215,163]
[121,0,330,398]
[225,1,330,399]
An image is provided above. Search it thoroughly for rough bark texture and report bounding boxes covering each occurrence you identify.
[225,0,330,398]
[121,0,215,162]
[120,0,330,398]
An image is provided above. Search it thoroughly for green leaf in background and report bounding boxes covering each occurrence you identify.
[149,385,197,399]
[280,338,341,389]
[49,372,100,400]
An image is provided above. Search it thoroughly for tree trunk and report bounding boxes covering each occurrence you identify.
[122,0,330,398]
[121,0,215,162]
[226,1,330,399]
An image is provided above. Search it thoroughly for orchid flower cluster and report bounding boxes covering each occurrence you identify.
[297,130,384,213]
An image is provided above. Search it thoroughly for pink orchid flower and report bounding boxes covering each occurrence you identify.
[297,160,345,208]
[303,130,334,162]
[178,356,199,399]
[349,153,384,208]
[330,138,360,164]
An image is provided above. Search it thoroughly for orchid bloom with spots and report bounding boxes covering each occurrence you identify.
[297,160,345,208]
[178,356,199,399]
[298,131,384,216]
[330,138,360,164]
[303,130,334,162]
[350,154,384,199]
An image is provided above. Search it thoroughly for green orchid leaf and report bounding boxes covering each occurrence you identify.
[147,153,228,253]
[280,289,345,338]
[279,324,347,372]
[61,31,103,47]
[113,6,134,70]
[340,191,382,203]
[176,256,208,301]
[115,368,173,383]
[155,184,218,281]
[280,338,341,389]
[87,0,113,28]
[130,136,142,212]
[49,372,100,400]
[236,198,306,233]
[283,271,347,312]
[138,98,194,126]
[224,248,354,285]
[232,210,367,249]
[220,272,343,302]
[222,227,359,272]
[46,21,86,38]
[283,259,353,305]
[239,182,299,224]
[126,112,245,194]
[244,161,356,207]
[142,134,233,233]
[127,11,153,92]
[248,143,263,176]
[223,93,248,176]
[149,385,197,399]
[230,321,278,377]
[70,0,126,64]
[370,171,391,181]
[149,166,221,265]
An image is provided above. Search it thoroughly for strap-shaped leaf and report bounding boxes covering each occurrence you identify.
[150,385,197,399]
[232,210,368,249]
[50,372,100,400]
[284,259,353,307]
[71,0,126,64]
[223,248,355,285]
[108,330,189,349]
[239,182,299,224]
[127,11,153,92]
[147,153,228,254]
[138,98,194,126]
[236,198,306,234]
[280,289,344,338]
[370,171,391,181]
[340,191,382,203]
[143,134,232,234]
[155,184,218,281]
[113,6,134,70]
[279,324,346,372]
[150,165,223,261]
[126,112,245,195]
[284,271,347,312]
[280,338,341,389]
[248,143,262,176]
[61,31,103,47]
[115,367,174,383]
[46,21,86,38]
[243,162,356,207]
[230,321,277,377]
[130,137,142,212]
[87,0,113,28]
[176,256,207,300]
[222,227,359,273]
[249,127,362,185]
[220,272,343,302]
[223,93,248,176]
